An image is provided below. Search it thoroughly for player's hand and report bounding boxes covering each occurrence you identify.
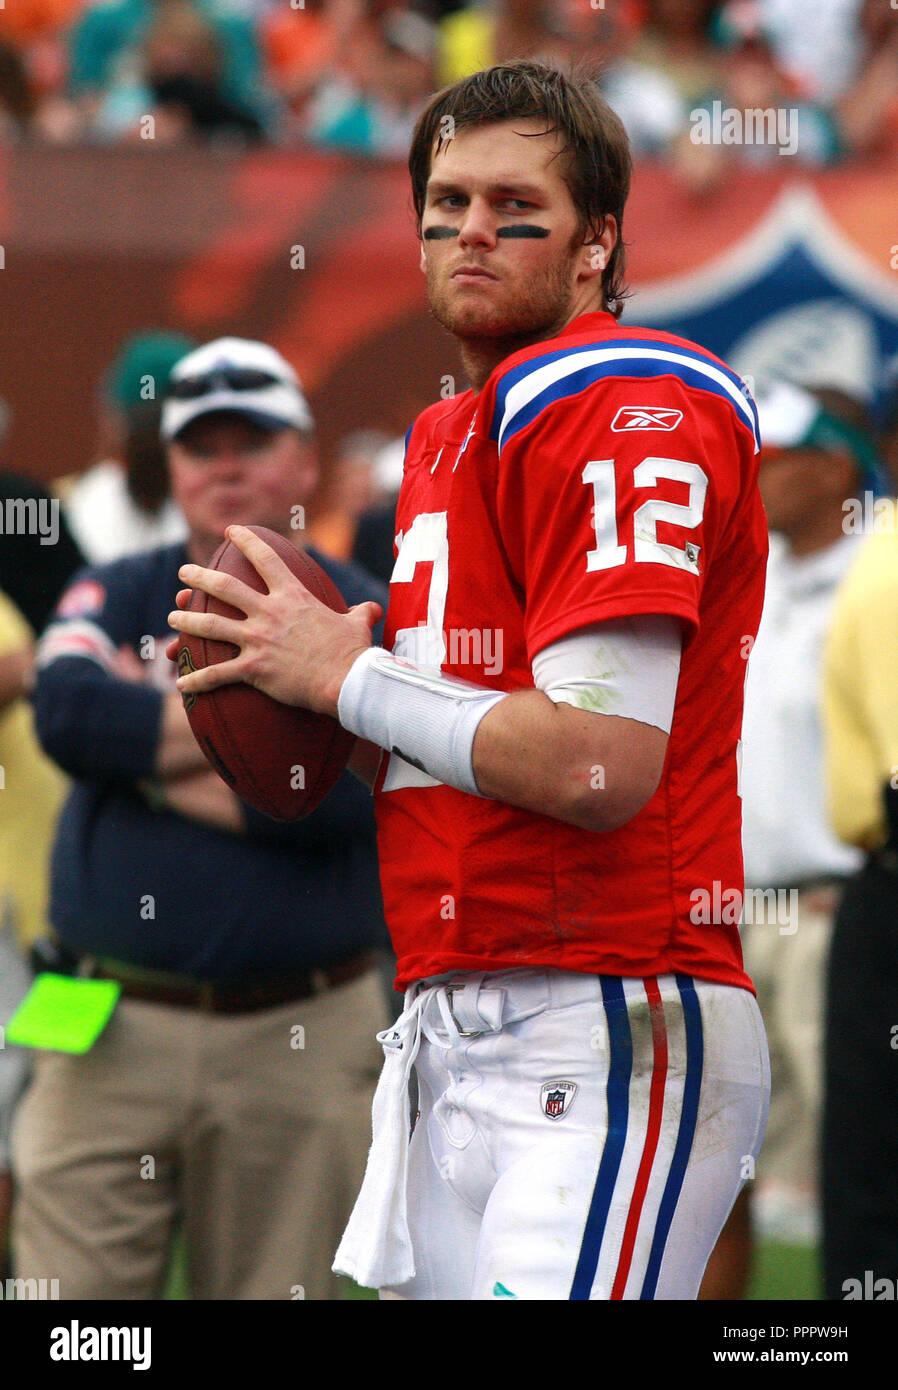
[166,525,382,718]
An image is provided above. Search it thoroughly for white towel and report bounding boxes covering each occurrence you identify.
[333,974,510,1289]
[332,992,427,1289]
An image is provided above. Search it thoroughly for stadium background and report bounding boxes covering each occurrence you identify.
[2,0,898,1304]
[2,150,897,499]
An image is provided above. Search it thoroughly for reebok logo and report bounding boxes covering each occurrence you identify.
[611,407,683,432]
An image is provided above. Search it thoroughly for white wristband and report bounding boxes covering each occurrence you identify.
[337,647,507,796]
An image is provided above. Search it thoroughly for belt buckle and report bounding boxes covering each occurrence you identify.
[446,987,481,1037]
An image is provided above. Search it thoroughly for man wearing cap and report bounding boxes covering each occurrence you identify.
[11,337,390,1300]
[702,379,872,1297]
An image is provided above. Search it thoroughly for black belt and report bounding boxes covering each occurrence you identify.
[84,953,376,1014]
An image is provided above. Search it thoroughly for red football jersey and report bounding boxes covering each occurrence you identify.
[374,311,767,992]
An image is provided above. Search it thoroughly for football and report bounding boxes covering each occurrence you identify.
[174,525,356,820]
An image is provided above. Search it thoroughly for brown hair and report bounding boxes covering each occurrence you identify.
[408,60,632,318]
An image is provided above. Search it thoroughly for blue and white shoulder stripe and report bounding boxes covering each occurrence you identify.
[490,337,760,454]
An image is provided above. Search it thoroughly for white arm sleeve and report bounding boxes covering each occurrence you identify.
[531,614,683,734]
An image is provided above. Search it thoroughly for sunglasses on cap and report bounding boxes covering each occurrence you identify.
[166,366,284,400]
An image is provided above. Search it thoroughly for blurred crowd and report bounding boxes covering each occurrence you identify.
[0,0,897,171]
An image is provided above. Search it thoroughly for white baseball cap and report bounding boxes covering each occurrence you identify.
[755,378,882,490]
[161,337,313,442]
[755,380,820,450]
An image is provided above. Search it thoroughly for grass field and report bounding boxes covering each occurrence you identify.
[163,1237,821,1300]
[746,1241,822,1301]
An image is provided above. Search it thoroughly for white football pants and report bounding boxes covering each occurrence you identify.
[380,969,769,1300]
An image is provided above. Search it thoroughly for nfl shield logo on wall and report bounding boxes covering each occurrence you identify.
[541,1080,578,1120]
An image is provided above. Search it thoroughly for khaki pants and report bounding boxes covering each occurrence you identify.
[742,888,836,1201]
[11,969,386,1300]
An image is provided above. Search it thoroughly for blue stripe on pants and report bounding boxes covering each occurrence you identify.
[639,973,704,1299]
[568,976,633,1300]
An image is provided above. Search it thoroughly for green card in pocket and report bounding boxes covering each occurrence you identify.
[5,973,122,1053]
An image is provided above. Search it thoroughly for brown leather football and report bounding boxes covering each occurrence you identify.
[175,525,355,820]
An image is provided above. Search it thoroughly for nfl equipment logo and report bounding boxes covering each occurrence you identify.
[177,647,197,711]
[540,1080,578,1120]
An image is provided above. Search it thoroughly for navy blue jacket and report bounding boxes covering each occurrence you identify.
[33,542,390,980]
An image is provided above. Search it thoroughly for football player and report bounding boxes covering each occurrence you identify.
[170,60,770,1300]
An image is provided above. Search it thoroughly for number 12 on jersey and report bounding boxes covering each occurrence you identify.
[583,456,708,576]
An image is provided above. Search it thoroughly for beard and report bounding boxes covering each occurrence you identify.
[425,240,581,352]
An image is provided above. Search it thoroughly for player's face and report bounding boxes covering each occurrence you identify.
[420,119,612,342]
[168,414,318,562]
